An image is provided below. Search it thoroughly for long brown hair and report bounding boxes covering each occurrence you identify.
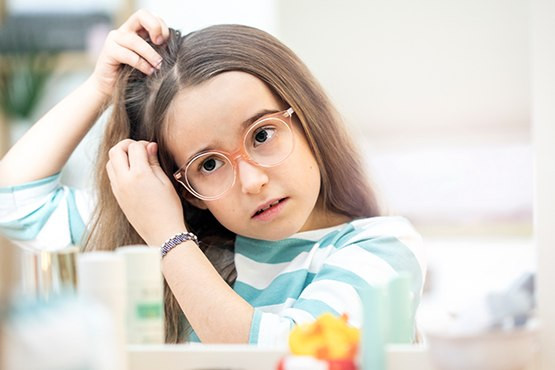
[84,25,380,343]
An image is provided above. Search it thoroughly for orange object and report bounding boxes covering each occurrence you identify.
[288,313,360,361]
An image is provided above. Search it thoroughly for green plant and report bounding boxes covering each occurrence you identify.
[0,52,58,119]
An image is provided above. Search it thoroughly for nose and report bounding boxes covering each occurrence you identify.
[237,159,268,194]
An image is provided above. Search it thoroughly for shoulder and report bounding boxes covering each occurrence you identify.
[344,216,422,245]
[329,216,426,275]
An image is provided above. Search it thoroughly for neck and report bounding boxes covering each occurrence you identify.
[299,198,353,232]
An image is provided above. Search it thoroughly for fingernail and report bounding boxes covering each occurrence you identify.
[147,66,155,75]
[155,59,163,70]
[156,36,164,44]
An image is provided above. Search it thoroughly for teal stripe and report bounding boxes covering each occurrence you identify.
[0,187,65,240]
[188,330,201,343]
[235,237,319,264]
[328,223,356,246]
[354,236,423,299]
[292,298,340,320]
[67,188,86,247]
[249,308,263,344]
[235,230,344,264]
[234,271,317,306]
[234,222,358,264]
[0,172,60,193]
[314,265,374,292]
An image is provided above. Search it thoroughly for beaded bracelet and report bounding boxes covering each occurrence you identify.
[160,231,198,258]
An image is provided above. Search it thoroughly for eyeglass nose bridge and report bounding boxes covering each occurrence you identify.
[227,145,263,169]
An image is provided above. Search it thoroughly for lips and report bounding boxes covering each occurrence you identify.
[252,197,288,218]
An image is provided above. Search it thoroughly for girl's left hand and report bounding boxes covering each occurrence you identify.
[106,139,187,246]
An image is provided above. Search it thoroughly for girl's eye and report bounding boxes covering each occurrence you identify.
[253,126,276,147]
[199,157,225,174]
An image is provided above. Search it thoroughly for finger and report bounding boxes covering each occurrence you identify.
[106,161,119,192]
[146,142,161,166]
[147,142,173,184]
[128,141,151,172]
[122,9,167,45]
[113,31,162,69]
[137,29,149,39]
[109,42,154,75]
[106,161,114,182]
[108,139,134,173]
[155,15,170,41]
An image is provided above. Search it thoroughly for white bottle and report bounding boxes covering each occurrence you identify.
[78,252,127,370]
[116,245,165,344]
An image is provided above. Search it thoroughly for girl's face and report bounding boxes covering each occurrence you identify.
[166,72,336,240]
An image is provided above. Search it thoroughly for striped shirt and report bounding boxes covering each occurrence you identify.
[0,173,426,346]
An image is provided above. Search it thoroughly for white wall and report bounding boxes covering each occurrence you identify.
[136,0,277,36]
[276,0,529,138]
[532,0,555,367]
[276,1,532,231]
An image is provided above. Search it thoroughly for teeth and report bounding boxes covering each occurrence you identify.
[257,200,281,214]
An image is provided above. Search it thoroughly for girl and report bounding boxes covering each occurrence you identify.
[0,10,426,345]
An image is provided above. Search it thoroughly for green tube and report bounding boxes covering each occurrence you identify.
[387,273,414,344]
[360,284,387,370]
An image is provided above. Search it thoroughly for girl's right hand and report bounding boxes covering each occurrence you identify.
[90,9,170,100]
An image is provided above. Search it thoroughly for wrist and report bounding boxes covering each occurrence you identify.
[160,231,198,258]
[146,225,189,247]
[83,75,112,107]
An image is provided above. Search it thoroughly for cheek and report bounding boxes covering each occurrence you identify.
[205,199,240,221]
[297,143,320,180]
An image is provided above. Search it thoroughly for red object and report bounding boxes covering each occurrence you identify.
[327,359,357,370]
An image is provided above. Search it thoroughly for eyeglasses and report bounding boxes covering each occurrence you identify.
[173,107,295,200]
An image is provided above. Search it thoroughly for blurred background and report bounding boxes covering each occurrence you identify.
[0,0,534,311]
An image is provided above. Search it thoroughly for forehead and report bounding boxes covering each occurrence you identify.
[166,71,282,161]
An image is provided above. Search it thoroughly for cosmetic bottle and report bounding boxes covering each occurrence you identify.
[360,273,415,370]
[361,284,387,370]
[387,273,414,343]
[78,252,127,370]
[2,239,121,370]
[116,245,165,344]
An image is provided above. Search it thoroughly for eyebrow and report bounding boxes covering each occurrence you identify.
[183,109,280,165]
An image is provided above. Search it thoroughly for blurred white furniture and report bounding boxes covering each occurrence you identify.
[532,0,555,369]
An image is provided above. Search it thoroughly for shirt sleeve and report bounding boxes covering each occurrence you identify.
[0,173,94,251]
[248,217,426,347]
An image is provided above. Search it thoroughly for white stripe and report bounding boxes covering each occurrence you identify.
[257,313,292,347]
[256,298,297,314]
[282,308,316,325]
[31,197,73,251]
[350,217,427,281]
[0,186,66,223]
[0,176,61,220]
[235,244,335,290]
[298,279,363,327]
[325,244,398,285]
[74,188,95,226]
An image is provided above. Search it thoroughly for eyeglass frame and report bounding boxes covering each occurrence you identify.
[173,107,296,201]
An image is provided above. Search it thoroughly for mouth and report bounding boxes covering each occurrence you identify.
[252,197,289,218]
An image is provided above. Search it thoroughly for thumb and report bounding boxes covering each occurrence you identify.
[147,142,169,183]
[147,142,161,166]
